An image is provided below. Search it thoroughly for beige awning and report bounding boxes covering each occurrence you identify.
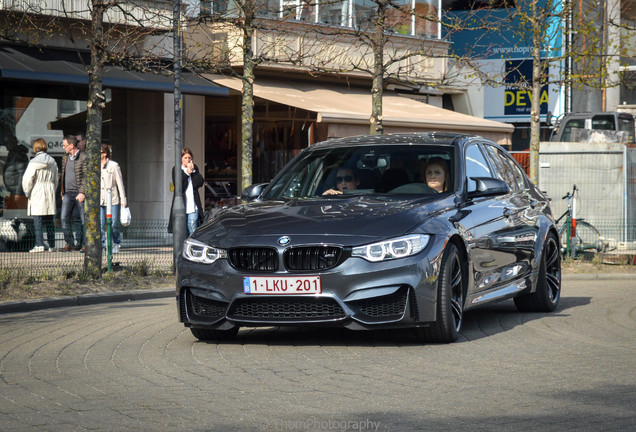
[204,75,513,145]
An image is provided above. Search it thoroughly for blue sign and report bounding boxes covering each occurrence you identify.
[504,60,549,115]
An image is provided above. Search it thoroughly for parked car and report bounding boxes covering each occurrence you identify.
[549,111,635,143]
[177,133,561,343]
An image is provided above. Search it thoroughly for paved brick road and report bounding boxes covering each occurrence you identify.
[1,277,634,431]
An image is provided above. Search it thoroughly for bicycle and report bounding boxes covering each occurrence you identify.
[555,185,605,259]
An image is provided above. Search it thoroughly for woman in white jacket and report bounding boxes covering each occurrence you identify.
[22,138,58,253]
[100,144,127,253]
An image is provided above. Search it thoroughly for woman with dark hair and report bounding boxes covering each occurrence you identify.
[22,138,58,252]
[169,147,204,236]
[100,144,127,253]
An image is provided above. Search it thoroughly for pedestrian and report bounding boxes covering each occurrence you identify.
[21,138,58,253]
[75,131,86,152]
[168,147,204,236]
[100,144,127,253]
[60,135,86,252]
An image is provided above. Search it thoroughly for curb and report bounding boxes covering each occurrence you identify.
[0,288,174,314]
[562,273,636,281]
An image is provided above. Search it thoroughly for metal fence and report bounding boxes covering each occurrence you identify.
[0,218,174,276]
[512,143,636,254]
[4,145,636,276]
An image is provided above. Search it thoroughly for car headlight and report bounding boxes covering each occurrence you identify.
[182,238,227,264]
[351,234,430,262]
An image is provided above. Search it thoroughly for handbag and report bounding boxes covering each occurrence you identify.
[120,206,132,227]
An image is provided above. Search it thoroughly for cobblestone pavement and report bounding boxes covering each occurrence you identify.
[1,278,634,432]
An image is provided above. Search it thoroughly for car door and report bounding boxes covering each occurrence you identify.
[460,143,521,299]
[482,144,537,279]
[488,147,542,277]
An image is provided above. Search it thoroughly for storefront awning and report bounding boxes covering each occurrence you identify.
[0,44,228,96]
[204,75,513,144]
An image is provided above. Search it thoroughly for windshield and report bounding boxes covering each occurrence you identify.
[262,144,454,200]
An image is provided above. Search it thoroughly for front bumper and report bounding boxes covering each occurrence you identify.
[177,244,444,331]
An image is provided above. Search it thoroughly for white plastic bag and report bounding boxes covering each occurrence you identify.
[120,206,131,227]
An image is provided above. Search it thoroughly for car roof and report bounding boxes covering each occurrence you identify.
[309,132,479,150]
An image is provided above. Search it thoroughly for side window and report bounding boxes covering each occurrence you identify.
[483,145,517,191]
[561,119,585,142]
[497,149,527,190]
[465,144,494,193]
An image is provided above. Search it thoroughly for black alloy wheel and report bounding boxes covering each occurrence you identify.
[413,243,464,343]
[514,232,561,312]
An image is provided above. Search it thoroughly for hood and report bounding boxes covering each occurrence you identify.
[30,151,55,167]
[194,195,453,248]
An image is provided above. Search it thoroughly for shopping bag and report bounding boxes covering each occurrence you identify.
[120,206,132,227]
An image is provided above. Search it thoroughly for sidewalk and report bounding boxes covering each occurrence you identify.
[1,273,634,314]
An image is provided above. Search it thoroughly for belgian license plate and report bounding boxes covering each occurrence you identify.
[243,276,321,295]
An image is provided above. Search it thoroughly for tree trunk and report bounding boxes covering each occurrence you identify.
[84,0,106,279]
[240,20,255,192]
[370,2,387,135]
[528,30,542,185]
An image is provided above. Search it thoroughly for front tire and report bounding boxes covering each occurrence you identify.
[514,232,561,312]
[191,327,239,341]
[413,243,464,343]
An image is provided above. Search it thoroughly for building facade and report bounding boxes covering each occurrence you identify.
[443,0,636,150]
[1,0,514,224]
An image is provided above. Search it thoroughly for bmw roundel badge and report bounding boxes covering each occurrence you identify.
[277,236,291,246]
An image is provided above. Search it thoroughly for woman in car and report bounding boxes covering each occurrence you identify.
[423,157,450,193]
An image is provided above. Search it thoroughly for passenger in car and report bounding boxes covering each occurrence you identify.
[322,167,360,195]
[423,157,450,193]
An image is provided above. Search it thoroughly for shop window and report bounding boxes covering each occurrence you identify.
[1,94,102,220]
[58,99,87,118]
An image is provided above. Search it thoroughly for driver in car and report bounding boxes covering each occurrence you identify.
[322,167,360,195]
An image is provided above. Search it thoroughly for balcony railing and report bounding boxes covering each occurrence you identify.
[0,0,173,29]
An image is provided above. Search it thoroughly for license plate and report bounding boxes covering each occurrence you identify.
[243,276,321,295]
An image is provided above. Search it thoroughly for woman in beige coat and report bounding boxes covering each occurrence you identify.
[22,138,59,252]
[100,144,127,253]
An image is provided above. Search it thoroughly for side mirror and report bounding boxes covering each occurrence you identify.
[546,111,553,126]
[468,177,510,197]
[241,183,269,201]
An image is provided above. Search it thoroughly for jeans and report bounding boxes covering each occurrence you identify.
[187,212,199,236]
[100,205,121,247]
[33,215,55,249]
[61,192,84,247]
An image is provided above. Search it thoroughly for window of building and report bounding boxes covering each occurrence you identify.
[58,100,87,119]
[442,0,515,11]
[241,0,441,38]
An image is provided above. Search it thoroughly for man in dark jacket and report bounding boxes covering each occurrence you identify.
[60,135,86,251]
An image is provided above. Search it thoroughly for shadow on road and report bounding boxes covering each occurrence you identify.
[192,296,592,347]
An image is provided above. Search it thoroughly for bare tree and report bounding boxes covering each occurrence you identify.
[1,1,172,277]
[445,0,633,183]
[295,0,460,135]
[184,1,322,191]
